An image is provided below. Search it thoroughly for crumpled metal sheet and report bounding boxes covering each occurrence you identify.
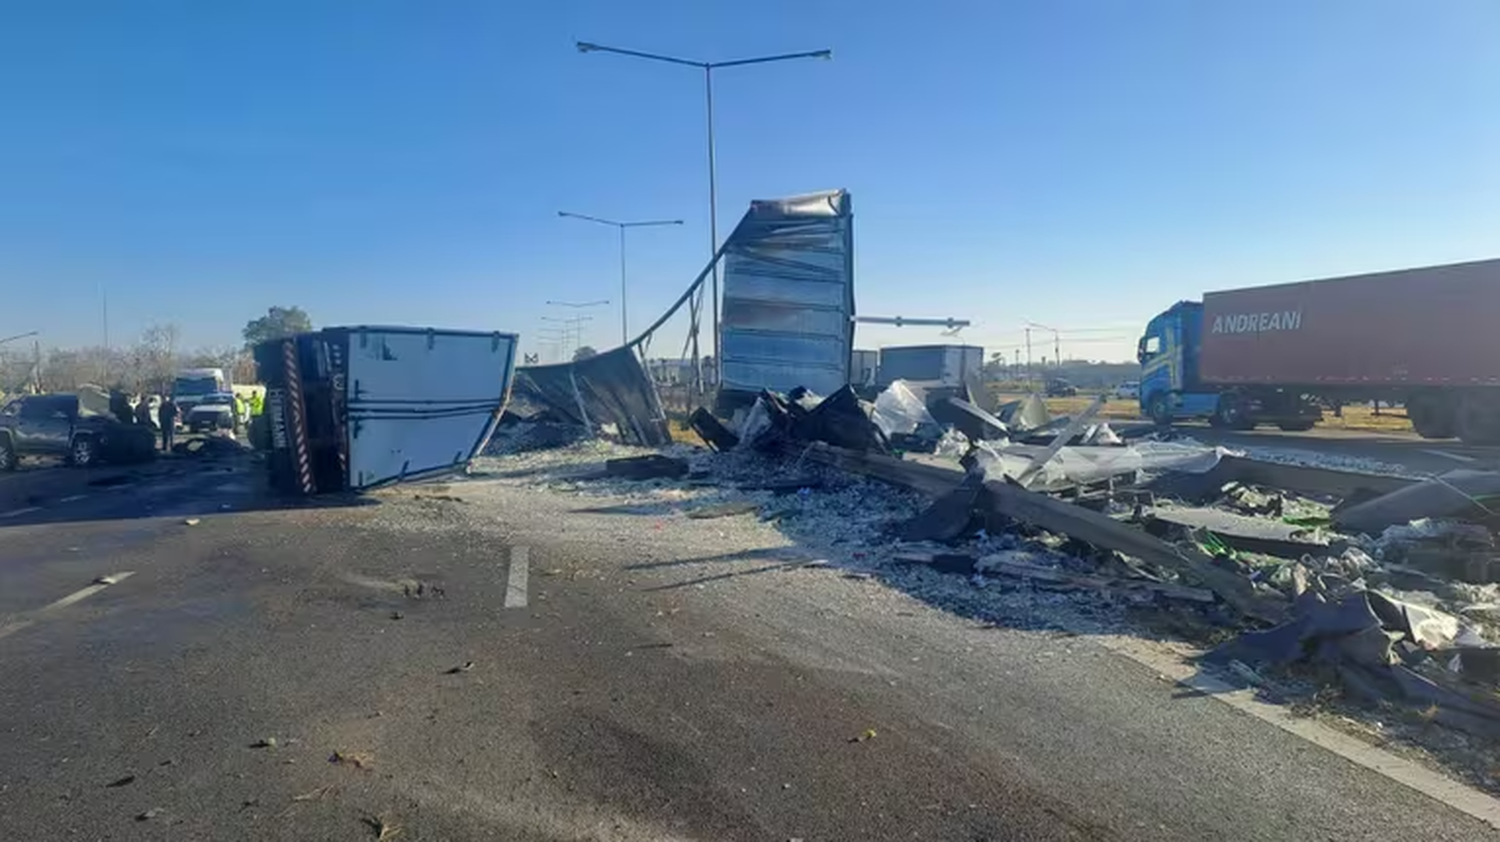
[719,190,854,399]
[513,346,669,447]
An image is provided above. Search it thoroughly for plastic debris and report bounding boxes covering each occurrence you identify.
[444,661,475,675]
[871,380,937,437]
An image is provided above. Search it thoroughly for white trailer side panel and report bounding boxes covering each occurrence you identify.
[344,328,518,490]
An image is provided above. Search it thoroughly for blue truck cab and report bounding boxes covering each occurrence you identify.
[1139,301,1319,430]
[1138,301,1220,425]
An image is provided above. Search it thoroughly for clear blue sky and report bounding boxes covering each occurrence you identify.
[2,0,1496,363]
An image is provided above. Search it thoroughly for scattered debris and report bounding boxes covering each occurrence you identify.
[330,750,375,770]
[104,774,135,788]
[482,387,1500,785]
[362,813,403,840]
[249,737,279,749]
[183,518,201,526]
[687,501,762,520]
[135,808,161,822]
[444,661,475,675]
[292,785,336,802]
[849,728,878,743]
[606,455,690,481]
[689,407,740,452]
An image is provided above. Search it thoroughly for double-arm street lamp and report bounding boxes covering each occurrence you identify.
[576,41,832,369]
[558,211,683,346]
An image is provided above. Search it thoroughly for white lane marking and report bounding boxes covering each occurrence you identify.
[1100,636,1500,830]
[58,494,89,503]
[0,572,136,642]
[41,571,136,612]
[0,620,36,641]
[1421,448,1479,464]
[0,506,41,518]
[504,546,529,609]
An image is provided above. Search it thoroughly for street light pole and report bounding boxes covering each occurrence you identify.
[558,212,683,346]
[576,41,832,379]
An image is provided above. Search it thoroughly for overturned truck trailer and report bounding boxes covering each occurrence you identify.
[255,326,519,495]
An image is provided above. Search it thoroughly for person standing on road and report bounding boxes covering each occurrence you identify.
[134,395,152,427]
[157,397,179,452]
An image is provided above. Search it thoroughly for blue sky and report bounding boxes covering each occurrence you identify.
[1,0,1496,363]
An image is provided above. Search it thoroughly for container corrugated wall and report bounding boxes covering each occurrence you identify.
[719,190,854,398]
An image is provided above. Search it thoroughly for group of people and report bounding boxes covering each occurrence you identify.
[107,389,180,451]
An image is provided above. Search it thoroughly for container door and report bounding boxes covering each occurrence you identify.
[344,328,518,490]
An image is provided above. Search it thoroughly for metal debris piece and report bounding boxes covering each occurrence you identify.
[362,813,403,840]
[444,661,475,675]
[330,750,375,770]
[605,455,689,481]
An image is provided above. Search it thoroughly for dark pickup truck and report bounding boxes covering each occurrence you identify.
[0,393,155,471]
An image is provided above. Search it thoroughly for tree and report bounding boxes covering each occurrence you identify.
[242,306,313,350]
[131,323,181,394]
[573,346,599,362]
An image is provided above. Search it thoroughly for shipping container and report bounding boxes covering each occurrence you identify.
[1200,259,1500,386]
[876,345,985,388]
[254,326,518,495]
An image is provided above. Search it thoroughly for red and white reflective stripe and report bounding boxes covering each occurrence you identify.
[282,339,314,494]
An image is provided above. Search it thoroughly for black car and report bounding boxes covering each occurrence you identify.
[1045,378,1078,397]
[0,394,155,470]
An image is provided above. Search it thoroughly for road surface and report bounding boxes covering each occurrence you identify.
[0,453,1495,840]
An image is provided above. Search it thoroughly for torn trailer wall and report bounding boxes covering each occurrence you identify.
[255,326,518,494]
[511,189,856,439]
[718,189,854,410]
[512,345,671,447]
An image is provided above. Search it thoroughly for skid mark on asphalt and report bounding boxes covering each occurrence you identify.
[505,546,529,608]
[0,572,136,641]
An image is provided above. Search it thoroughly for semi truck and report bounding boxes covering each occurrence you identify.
[253,325,519,495]
[1137,258,1500,443]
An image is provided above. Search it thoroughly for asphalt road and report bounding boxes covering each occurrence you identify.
[0,454,1496,840]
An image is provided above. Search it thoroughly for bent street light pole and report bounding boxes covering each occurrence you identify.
[558,212,683,346]
[576,42,832,379]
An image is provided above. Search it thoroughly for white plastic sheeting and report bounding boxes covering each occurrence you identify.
[871,380,937,436]
[975,440,1232,490]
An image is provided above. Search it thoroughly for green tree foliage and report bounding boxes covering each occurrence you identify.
[242,306,314,350]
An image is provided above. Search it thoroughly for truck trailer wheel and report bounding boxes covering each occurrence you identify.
[1147,393,1173,427]
[1408,394,1456,439]
[0,437,16,471]
[1456,392,1500,446]
[1211,396,1256,431]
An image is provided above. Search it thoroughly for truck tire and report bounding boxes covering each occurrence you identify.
[1212,396,1256,431]
[1147,393,1173,427]
[1456,392,1500,446]
[69,435,97,468]
[1408,393,1456,439]
[0,436,16,471]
